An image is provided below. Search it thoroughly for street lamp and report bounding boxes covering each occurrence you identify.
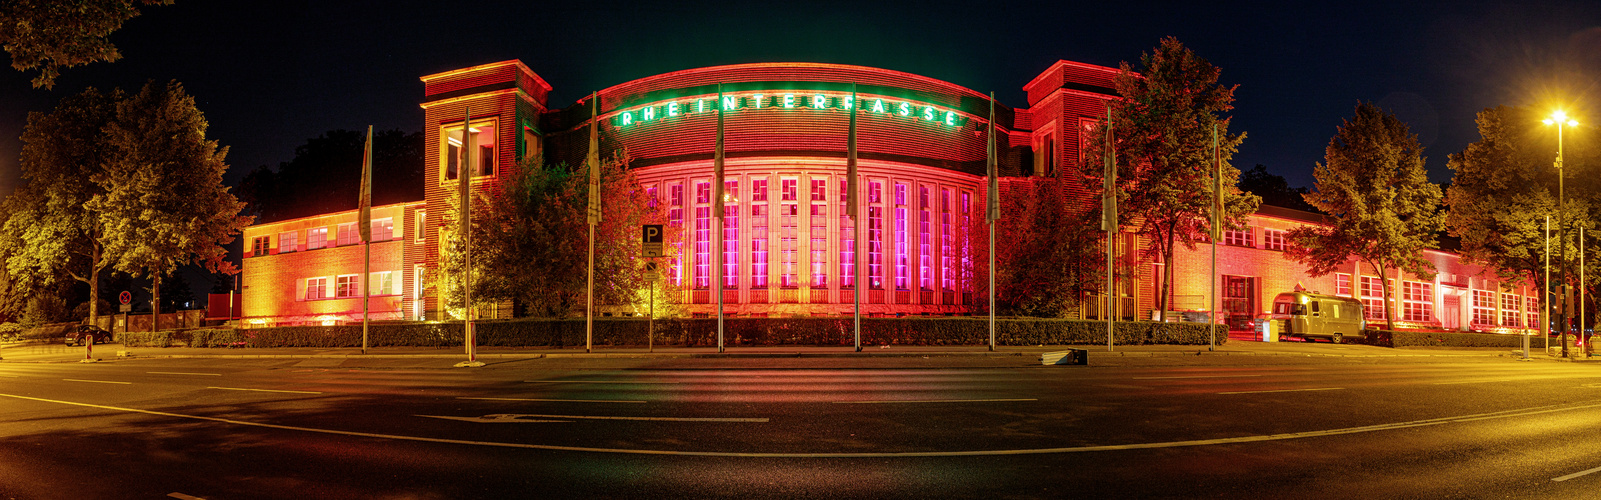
[1545,111,1579,357]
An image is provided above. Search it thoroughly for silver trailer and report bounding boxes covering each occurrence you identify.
[1271,292,1367,343]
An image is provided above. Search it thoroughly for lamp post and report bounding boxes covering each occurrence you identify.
[1545,111,1579,357]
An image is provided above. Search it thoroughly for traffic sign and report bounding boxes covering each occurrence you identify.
[642,224,664,257]
[643,261,661,281]
[119,291,131,305]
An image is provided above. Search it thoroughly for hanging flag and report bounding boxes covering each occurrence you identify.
[846,84,858,219]
[1212,122,1222,240]
[1102,104,1116,232]
[587,91,602,225]
[359,125,373,243]
[714,84,726,219]
[460,106,471,235]
[985,93,999,222]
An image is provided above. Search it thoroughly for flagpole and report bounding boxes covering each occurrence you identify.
[1104,103,1116,352]
[846,85,862,352]
[1210,123,1220,352]
[985,92,998,352]
[360,125,372,355]
[455,106,480,367]
[586,91,602,353]
[714,84,726,354]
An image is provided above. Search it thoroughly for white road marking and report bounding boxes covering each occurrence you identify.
[1133,374,1264,380]
[207,387,322,394]
[832,398,1037,404]
[523,380,682,384]
[1218,387,1344,395]
[1553,464,1601,482]
[167,493,206,500]
[458,396,645,404]
[148,372,223,376]
[1433,379,1513,385]
[63,378,130,385]
[3,392,1600,458]
[419,413,768,423]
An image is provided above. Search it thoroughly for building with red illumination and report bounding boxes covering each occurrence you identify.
[239,59,1540,334]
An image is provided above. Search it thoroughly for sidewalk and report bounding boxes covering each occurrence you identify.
[0,338,1554,365]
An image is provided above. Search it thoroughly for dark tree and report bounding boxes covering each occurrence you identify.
[0,0,173,89]
[238,129,424,223]
[1238,164,1316,212]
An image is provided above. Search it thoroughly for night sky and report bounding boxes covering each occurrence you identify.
[1,0,1598,198]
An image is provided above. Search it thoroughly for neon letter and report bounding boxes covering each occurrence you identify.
[945,111,956,126]
[922,106,935,121]
[843,95,855,110]
[697,99,706,113]
[667,102,679,117]
[897,102,911,116]
[753,94,764,108]
[722,95,737,111]
[643,106,655,121]
[783,94,795,108]
[813,94,827,109]
[872,99,886,113]
[621,112,633,126]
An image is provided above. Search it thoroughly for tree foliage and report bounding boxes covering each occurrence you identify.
[1287,102,1443,330]
[439,152,674,318]
[0,0,172,89]
[991,178,1104,317]
[1238,164,1316,213]
[1081,37,1260,316]
[237,129,424,223]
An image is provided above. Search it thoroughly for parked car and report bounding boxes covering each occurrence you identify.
[64,324,112,346]
[1270,291,1367,343]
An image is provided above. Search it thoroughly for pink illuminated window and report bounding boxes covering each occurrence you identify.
[811,179,827,201]
[781,203,798,288]
[1501,293,1521,327]
[941,189,953,292]
[1527,297,1540,329]
[336,275,360,298]
[723,197,738,288]
[960,192,971,293]
[647,186,658,208]
[869,181,882,204]
[278,232,296,253]
[840,180,855,289]
[696,182,710,204]
[304,277,327,300]
[868,206,883,290]
[1263,229,1286,251]
[444,120,496,181]
[1223,229,1254,248]
[752,179,768,202]
[723,180,738,204]
[694,206,710,289]
[1335,274,1352,297]
[1403,281,1432,322]
[894,196,908,291]
[308,227,327,250]
[919,187,931,291]
[1360,276,1389,320]
[337,223,359,246]
[752,204,769,288]
[1472,290,1495,325]
[782,179,798,201]
[669,184,684,286]
[811,203,827,287]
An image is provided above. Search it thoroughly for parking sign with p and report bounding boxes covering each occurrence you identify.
[642,224,663,257]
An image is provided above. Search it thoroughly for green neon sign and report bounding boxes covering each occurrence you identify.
[613,92,968,129]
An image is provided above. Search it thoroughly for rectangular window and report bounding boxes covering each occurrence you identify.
[1360,276,1389,320]
[941,189,953,292]
[960,192,971,293]
[368,271,397,296]
[840,188,855,289]
[1527,296,1540,329]
[781,203,798,288]
[1473,290,1496,325]
[919,187,931,291]
[869,181,882,204]
[1336,274,1352,297]
[894,206,908,290]
[723,198,738,288]
[443,120,497,181]
[696,182,710,204]
[868,206,883,290]
[278,232,297,253]
[782,179,798,202]
[811,203,827,287]
[336,275,360,298]
[751,204,768,288]
[724,180,739,205]
[894,183,906,206]
[1501,293,1521,327]
[251,236,269,257]
[752,179,768,202]
[1263,229,1286,251]
[307,227,328,250]
[694,206,710,289]
[669,184,684,287]
[337,222,359,246]
[305,277,328,300]
[1403,281,1433,322]
[371,218,393,242]
[415,210,427,243]
[1223,228,1254,248]
[647,186,658,209]
[811,179,827,202]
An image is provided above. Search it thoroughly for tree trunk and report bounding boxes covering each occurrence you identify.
[1369,260,1396,331]
[89,243,99,329]
[151,272,161,334]
[1159,223,1176,322]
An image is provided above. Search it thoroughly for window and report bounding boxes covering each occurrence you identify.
[1402,281,1433,322]
[751,204,768,288]
[1501,293,1521,327]
[278,232,297,253]
[371,218,393,242]
[694,206,710,289]
[960,192,971,293]
[868,205,883,290]
[669,184,684,286]
[780,203,798,288]
[369,271,397,296]
[811,179,826,202]
[646,186,658,208]
[336,275,360,298]
[1360,276,1390,320]
[251,236,269,257]
[337,222,359,246]
[840,179,855,289]
[1527,296,1541,329]
[894,204,908,290]
[782,179,798,202]
[919,187,931,291]
[941,189,954,292]
[305,277,328,300]
[1335,273,1352,297]
[811,203,827,287]
[443,119,496,181]
[723,190,738,288]
[414,264,426,321]
[1263,229,1286,251]
[696,181,710,204]
[307,228,328,250]
[752,179,768,202]
[1036,130,1057,177]
[1223,228,1254,248]
[1472,290,1496,325]
[415,210,427,243]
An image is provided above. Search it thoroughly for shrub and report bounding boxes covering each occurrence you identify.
[1363,329,1529,348]
[120,331,172,347]
[0,323,22,343]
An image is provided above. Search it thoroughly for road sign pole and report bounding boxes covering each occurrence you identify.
[649,279,655,353]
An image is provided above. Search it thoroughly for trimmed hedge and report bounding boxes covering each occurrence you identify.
[169,318,1225,348]
[1362,329,1531,348]
[119,331,172,347]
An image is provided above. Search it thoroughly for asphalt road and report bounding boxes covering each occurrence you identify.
[3,353,1600,499]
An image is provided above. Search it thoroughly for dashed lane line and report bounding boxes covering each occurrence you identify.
[4,392,1599,458]
[63,378,130,385]
[1132,374,1264,380]
[1218,387,1344,395]
[419,413,768,423]
[1553,464,1601,482]
[523,380,682,384]
[207,387,322,394]
[458,396,646,404]
[167,493,206,500]
[832,398,1038,404]
[148,372,223,376]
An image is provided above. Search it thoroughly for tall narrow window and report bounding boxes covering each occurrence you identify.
[1527,296,1540,329]
[1335,274,1352,296]
[868,205,883,290]
[751,204,768,288]
[894,184,908,290]
[723,181,738,288]
[694,205,710,289]
[940,189,953,292]
[646,186,658,208]
[669,184,684,286]
[1472,290,1495,325]
[780,203,798,288]
[959,192,971,293]
[1360,276,1389,320]
[919,187,931,291]
[811,203,827,287]
[840,180,855,289]
[415,210,427,243]
[782,178,798,202]
[752,179,768,202]
[1500,293,1521,327]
